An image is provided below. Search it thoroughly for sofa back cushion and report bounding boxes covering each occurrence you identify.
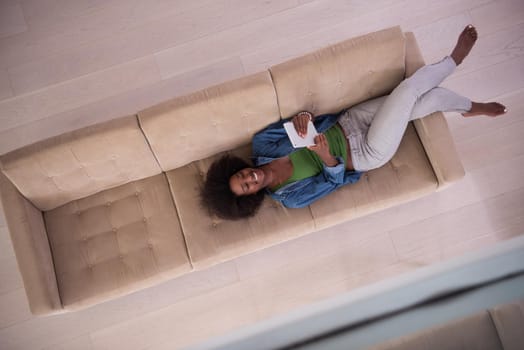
[270,26,406,118]
[0,116,161,211]
[138,71,280,172]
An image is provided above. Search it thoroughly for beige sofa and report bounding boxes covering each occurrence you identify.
[0,26,464,316]
[371,299,524,350]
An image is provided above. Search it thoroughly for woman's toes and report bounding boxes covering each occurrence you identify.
[496,103,507,115]
[466,25,478,41]
[451,25,478,65]
[462,102,507,117]
[468,26,478,40]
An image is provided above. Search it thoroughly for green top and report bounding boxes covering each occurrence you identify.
[272,124,348,191]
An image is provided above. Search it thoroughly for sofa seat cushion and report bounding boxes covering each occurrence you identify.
[310,123,437,230]
[138,71,280,172]
[270,26,406,118]
[165,145,315,270]
[0,115,161,211]
[44,174,191,309]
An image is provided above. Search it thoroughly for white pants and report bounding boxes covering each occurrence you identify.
[339,56,471,171]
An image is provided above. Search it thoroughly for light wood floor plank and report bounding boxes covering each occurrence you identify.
[412,13,473,60]
[1,0,215,69]
[390,188,524,261]
[0,2,27,39]
[442,53,524,101]
[88,263,238,336]
[155,0,402,79]
[245,232,399,320]
[0,262,238,349]
[446,87,524,142]
[0,198,6,226]
[144,262,239,314]
[42,334,94,350]
[470,0,524,35]
[234,216,394,281]
[19,0,91,34]
[0,225,15,259]
[0,56,161,133]
[0,288,32,329]
[240,0,491,74]
[6,0,298,95]
[0,256,24,294]
[0,68,14,101]
[0,305,109,350]
[455,120,524,171]
[419,22,524,78]
[89,283,258,350]
[19,0,210,39]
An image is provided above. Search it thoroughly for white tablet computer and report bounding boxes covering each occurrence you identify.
[283,121,318,148]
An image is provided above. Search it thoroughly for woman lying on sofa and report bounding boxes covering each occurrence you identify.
[201,25,507,220]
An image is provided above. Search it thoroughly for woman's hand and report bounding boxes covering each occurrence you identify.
[308,133,338,167]
[292,111,314,138]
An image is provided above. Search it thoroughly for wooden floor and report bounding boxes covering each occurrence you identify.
[0,0,523,349]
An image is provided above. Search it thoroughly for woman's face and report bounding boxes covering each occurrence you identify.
[229,168,265,196]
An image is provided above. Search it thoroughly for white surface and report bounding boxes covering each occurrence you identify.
[284,120,318,148]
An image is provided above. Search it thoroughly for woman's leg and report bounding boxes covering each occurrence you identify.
[343,85,505,128]
[343,86,472,129]
[356,56,457,169]
[410,87,472,120]
[351,25,478,171]
[344,86,474,171]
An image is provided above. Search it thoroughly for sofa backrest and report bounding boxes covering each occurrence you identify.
[138,71,280,172]
[270,26,406,118]
[0,116,162,211]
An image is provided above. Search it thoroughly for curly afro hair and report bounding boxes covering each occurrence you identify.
[200,155,265,220]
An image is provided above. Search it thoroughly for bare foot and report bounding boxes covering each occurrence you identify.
[451,25,478,65]
[462,102,507,117]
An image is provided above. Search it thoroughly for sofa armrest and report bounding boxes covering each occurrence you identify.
[405,32,465,190]
[0,171,63,315]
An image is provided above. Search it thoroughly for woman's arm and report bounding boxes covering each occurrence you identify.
[252,112,341,160]
[307,133,339,167]
[292,111,314,138]
[252,111,314,159]
[251,119,294,159]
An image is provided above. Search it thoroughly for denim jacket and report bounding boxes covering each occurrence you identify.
[252,113,362,208]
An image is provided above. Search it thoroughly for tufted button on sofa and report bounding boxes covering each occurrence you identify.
[0,26,464,315]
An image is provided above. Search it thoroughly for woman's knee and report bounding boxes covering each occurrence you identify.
[360,144,392,170]
[396,78,420,97]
